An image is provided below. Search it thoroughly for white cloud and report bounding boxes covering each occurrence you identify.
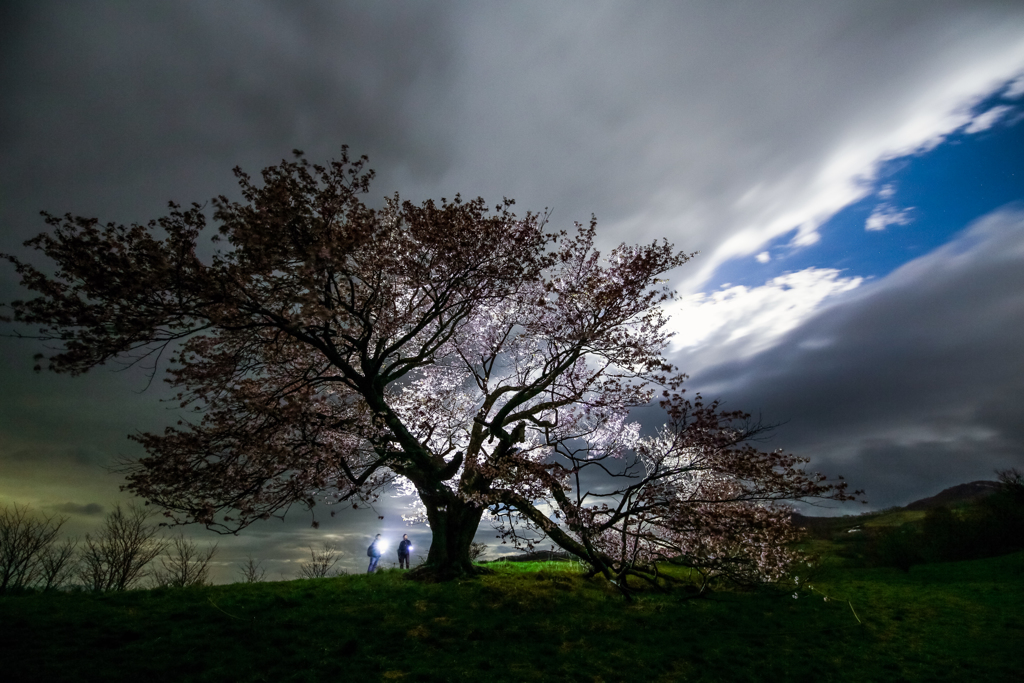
[755,251,771,264]
[665,267,862,368]
[1005,73,1024,98]
[865,204,914,231]
[964,104,1014,133]
[685,207,1024,509]
[790,230,821,247]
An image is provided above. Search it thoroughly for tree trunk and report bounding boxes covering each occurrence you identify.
[411,495,486,580]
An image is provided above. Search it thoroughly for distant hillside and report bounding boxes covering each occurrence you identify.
[791,480,1003,535]
[903,480,1001,510]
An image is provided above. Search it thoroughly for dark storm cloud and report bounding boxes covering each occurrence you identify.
[0,0,460,244]
[1,445,109,467]
[682,207,1024,509]
[49,501,104,516]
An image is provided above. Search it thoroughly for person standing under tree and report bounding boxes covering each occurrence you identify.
[398,534,412,569]
[367,534,383,573]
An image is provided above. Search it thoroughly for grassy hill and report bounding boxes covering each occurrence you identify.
[3,479,1021,681]
[2,553,1023,682]
[793,478,1024,571]
[792,480,1001,534]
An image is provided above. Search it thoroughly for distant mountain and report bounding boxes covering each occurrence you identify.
[903,480,1002,511]
[792,480,1003,529]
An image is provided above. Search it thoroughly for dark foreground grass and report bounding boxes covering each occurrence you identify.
[2,553,1022,682]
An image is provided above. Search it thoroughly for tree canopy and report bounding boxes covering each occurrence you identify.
[2,148,855,589]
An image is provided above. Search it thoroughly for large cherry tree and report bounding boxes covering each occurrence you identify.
[2,149,853,581]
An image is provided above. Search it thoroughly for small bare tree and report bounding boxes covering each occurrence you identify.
[36,537,78,591]
[297,543,341,579]
[469,542,488,562]
[78,502,167,591]
[237,555,267,583]
[0,504,68,593]
[997,468,1024,497]
[152,534,218,588]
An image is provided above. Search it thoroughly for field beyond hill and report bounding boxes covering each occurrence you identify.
[2,552,1022,682]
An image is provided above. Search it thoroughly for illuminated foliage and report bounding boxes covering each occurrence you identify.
[495,391,856,593]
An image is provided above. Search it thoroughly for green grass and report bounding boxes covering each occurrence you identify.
[2,554,1022,682]
[861,509,927,527]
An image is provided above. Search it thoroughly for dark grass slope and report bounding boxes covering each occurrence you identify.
[2,554,1022,683]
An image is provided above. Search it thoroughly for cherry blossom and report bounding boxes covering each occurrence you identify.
[2,149,856,583]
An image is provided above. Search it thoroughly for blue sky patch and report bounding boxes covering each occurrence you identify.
[706,93,1024,292]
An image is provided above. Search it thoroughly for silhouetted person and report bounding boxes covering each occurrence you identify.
[398,534,412,569]
[367,534,382,573]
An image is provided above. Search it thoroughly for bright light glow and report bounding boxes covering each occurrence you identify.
[377,540,389,553]
[666,267,862,365]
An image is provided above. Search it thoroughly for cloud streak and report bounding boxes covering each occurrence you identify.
[685,206,1024,509]
[667,268,863,368]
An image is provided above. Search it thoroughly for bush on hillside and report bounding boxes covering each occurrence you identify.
[869,470,1024,570]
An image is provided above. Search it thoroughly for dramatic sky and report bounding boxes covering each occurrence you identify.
[2,1,1023,580]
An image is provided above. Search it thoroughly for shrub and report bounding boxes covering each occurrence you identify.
[870,524,923,571]
[78,502,167,591]
[237,555,267,583]
[152,534,218,588]
[297,543,341,579]
[0,504,70,593]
